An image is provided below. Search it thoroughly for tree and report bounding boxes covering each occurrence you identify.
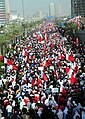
[65,22,78,34]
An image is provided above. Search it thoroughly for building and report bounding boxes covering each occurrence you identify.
[33,11,42,21]
[0,0,6,26]
[0,0,10,26]
[49,3,55,17]
[54,4,61,17]
[5,0,10,21]
[71,0,85,18]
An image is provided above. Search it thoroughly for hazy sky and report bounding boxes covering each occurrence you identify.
[9,0,71,17]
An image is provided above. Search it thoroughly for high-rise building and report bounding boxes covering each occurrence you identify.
[54,4,60,17]
[0,0,10,26]
[71,0,85,18]
[49,3,55,16]
[33,11,42,21]
[0,0,6,25]
[5,0,10,21]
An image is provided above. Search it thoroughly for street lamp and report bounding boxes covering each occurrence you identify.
[22,0,26,37]
[22,0,25,20]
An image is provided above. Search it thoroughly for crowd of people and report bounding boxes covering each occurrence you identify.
[0,21,85,119]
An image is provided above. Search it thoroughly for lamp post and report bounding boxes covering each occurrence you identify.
[22,0,26,37]
[22,0,25,20]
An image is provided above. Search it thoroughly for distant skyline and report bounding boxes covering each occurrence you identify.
[9,0,71,18]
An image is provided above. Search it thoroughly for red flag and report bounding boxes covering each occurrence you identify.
[12,65,18,70]
[65,67,70,74]
[75,64,78,71]
[45,34,48,41]
[7,60,14,65]
[37,78,42,85]
[49,58,52,64]
[53,33,56,38]
[76,38,79,43]
[33,33,38,38]
[44,44,46,51]
[60,54,65,60]
[28,46,32,50]
[4,100,9,107]
[25,51,28,56]
[32,79,35,86]
[29,55,34,59]
[54,70,56,75]
[43,73,48,81]
[10,78,14,83]
[70,76,77,85]
[68,55,74,62]
[0,56,3,61]
[58,62,60,68]
[58,42,60,47]
[34,94,40,101]
[45,61,50,67]
[24,97,29,104]
[38,36,43,42]
[62,88,67,96]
